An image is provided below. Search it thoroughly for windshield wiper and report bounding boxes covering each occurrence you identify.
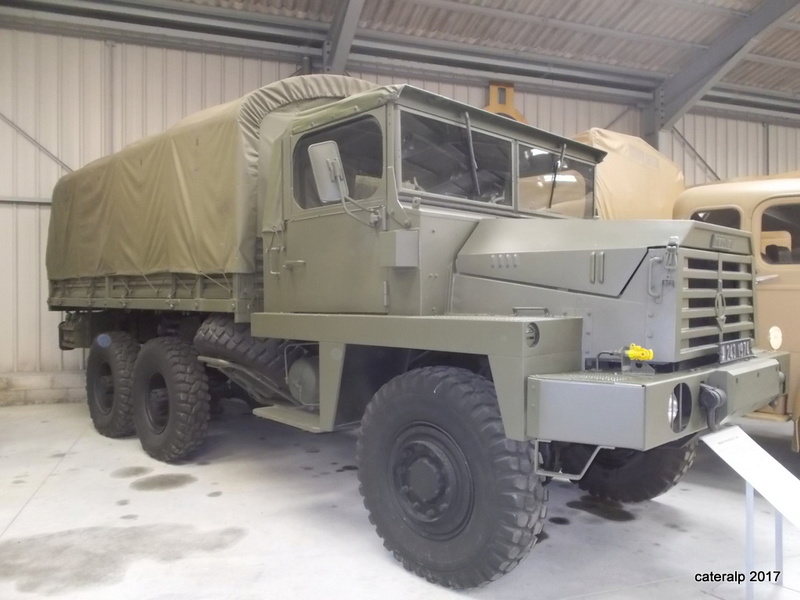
[547,143,567,210]
[463,112,481,198]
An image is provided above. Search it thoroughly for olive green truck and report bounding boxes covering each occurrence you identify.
[47,75,788,588]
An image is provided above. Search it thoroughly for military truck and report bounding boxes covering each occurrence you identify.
[47,75,788,588]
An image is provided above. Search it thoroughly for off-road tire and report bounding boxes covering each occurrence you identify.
[562,436,699,503]
[357,367,547,589]
[85,331,140,438]
[131,337,211,462]
[194,314,282,371]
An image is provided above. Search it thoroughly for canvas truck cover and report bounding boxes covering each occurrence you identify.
[572,128,685,220]
[46,75,378,280]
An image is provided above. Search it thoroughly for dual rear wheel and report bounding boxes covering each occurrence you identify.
[86,333,210,462]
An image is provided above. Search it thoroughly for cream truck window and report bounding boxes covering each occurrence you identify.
[294,116,383,209]
[761,203,800,264]
[690,208,741,229]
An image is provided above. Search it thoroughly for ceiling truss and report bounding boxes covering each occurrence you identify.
[2,0,799,143]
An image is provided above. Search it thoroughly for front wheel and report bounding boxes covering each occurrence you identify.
[131,337,211,462]
[357,367,547,589]
[561,436,699,503]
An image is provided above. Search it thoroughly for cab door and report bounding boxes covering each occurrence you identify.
[752,197,800,418]
[270,113,389,314]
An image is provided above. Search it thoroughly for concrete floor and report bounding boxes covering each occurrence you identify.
[0,400,798,600]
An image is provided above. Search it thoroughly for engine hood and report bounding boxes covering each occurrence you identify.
[455,219,751,297]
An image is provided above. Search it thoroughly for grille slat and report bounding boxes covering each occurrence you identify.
[679,248,755,360]
[681,321,755,339]
[682,305,753,319]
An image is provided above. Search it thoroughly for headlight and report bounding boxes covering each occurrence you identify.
[668,383,692,433]
[769,326,783,350]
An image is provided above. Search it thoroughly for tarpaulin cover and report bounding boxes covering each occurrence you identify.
[47,75,378,280]
[572,128,685,220]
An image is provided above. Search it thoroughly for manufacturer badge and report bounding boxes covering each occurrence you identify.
[711,234,734,251]
[714,291,727,329]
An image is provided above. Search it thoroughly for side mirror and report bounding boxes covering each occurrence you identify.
[308,141,349,203]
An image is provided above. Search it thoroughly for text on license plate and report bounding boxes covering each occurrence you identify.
[719,338,753,364]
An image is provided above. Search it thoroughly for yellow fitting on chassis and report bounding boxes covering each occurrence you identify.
[626,343,654,361]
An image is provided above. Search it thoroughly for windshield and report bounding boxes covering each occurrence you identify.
[400,111,512,205]
[399,111,596,217]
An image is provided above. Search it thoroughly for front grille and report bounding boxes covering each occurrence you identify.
[679,248,754,359]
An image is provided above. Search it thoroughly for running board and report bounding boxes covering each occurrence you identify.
[252,405,359,433]
[252,405,323,433]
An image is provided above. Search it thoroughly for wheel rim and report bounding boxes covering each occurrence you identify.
[144,374,170,434]
[95,364,114,415]
[390,423,474,540]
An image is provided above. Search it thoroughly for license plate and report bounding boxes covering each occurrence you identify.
[719,338,753,364]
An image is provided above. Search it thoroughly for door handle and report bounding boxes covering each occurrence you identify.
[755,273,778,284]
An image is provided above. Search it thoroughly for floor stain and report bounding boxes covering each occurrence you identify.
[304,447,320,454]
[116,500,129,506]
[120,515,138,520]
[302,467,314,471]
[207,491,222,498]
[336,465,357,473]
[666,523,688,533]
[111,466,153,479]
[49,453,66,459]
[0,524,246,595]
[548,516,570,525]
[566,496,635,522]
[13,480,25,485]
[130,474,197,491]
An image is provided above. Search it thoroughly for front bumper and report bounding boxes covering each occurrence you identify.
[526,349,789,451]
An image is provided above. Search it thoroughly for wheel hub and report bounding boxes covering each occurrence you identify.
[391,424,473,539]
[96,371,114,414]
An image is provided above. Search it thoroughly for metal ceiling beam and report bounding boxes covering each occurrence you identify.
[3,0,327,42]
[644,0,800,147]
[0,5,320,58]
[342,53,652,103]
[401,0,704,49]
[745,53,800,71]
[355,32,662,88]
[323,0,365,74]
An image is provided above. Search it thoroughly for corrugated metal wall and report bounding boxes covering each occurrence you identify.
[2,26,800,383]
[660,115,800,187]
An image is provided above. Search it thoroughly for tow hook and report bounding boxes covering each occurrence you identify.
[699,384,727,431]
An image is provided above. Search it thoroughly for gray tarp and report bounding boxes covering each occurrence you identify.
[47,75,378,280]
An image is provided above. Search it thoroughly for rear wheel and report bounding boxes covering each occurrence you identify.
[357,367,547,589]
[131,337,211,462]
[561,436,698,503]
[85,331,140,437]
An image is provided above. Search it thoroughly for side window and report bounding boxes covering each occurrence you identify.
[760,203,800,265]
[690,208,741,229]
[518,144,595,218]
[294,116,383,209]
